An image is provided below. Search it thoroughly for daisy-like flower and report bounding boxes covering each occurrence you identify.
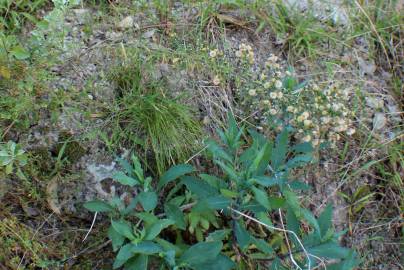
[286,105,294,112]
[248,89,257,96]
[270,92,277,99]
[275,80,283,89]
[270,108,277,115]
[264,82,271,89]
[277,92,283,99]
[209,49,218,58]
[262,100,270,105]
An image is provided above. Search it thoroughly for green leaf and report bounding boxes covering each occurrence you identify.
[124,254,148,270]
[196,195,231,210]
[116,242,163,266]
[292,142,314,153]
[286,154,312,168]
[214,160,240,183]
[249,142,272,175]
[181,176,218,198]
[288,180,311,191]
[179,241,223,266]
[318,203,333,238]
[251,176,283,187]
[193,254,235,270]
[251,186,270,210]
[307,241,352,259]
[111,219,135,240]
[165,203,186,230]
[271,130,289,170]
[234,221,250,250]
[83,200,113,212]
[108,226,125,252]
[207,229,231,242]
[206,139,233,163]
[113,171,139,187]
[137,191,158,212]
[284,188,302,219]
[251,237,274,254]
[145,219,174,240]
[301,209,320,235]
[158,164,195,190]
[200,173,225,190]
[220,188,238,198]
[10,45,30,60]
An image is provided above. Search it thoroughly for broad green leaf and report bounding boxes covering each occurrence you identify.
[137,191,158,212]
[124,254,148,270]
[288,180,311,191]
[161,250,176,267]
[286,154,312,168]
[220,188,238,198]
[286,205,300,238]
[10,45,30,60]
[251,237,274,254]
[318,204,333,238]
[284,188,302,219]
[214,160,240,183]
[116,242,163,264]
[113,171,139,187]
[135,212,159,226]
[292,142,314,153]
[301,209,321,238]
[112,219,135,240]
[195,195,231,211]
[83,200,113,212]
[181,176,218,198]
[251,186,270,210]
[154,238,182,254]
[207,229,231,242]
[200,173,225,190]
[249,142,272,175]
[158,164,194,190]
[271,130,289,170]
[251,176,282,187]
[193,254,235,270]
[145,219,174,240]
[108,226,125,252]
[268,196,286,209]
[206,139,233,163]
[165,203,186,230]
[234,221,250,250]
[307,241,352,259]
[179,241,223,266]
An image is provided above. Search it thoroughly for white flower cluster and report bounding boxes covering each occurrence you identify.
[240,50,356,146]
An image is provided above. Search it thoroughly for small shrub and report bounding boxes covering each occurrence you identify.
[84,113,358,269]
[209,45,356,147]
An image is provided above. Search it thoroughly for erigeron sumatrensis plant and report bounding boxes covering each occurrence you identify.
[209,44,356,147]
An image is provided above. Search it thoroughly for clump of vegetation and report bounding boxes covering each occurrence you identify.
[108,53,202,175]
[0,216,53,269]
[209,45,357,147]
[0,0,48,33]
[0,141,27,178]
[85,114,358,269]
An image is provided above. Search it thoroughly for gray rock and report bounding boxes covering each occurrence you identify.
[117,16,134,29]
[373,112,387,130]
